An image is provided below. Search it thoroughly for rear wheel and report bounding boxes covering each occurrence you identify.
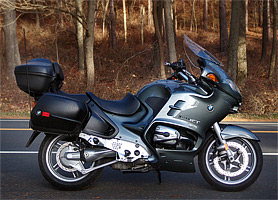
[198,137,263,191]
[38,134,103,190]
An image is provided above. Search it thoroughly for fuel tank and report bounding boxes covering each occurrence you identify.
[137,80,237,139]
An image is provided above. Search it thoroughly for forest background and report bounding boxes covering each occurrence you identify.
[0,0,277,119]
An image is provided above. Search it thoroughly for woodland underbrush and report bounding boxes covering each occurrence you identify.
[1,16,277,119]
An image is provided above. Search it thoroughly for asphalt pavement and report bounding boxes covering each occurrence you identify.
[1,119,277,199]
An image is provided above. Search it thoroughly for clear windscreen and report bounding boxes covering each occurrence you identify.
[183,34,223,66]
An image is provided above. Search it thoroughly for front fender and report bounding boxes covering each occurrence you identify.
[220,124,260,141]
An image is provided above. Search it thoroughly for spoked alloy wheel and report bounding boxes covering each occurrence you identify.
[39,134,103,190]
[199,137,263,191]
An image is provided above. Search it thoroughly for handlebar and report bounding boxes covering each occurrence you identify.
[165,59,197,85]
[164,59,186,71]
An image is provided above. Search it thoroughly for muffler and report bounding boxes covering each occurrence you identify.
[82,148,116,162]
[64,148,116,163]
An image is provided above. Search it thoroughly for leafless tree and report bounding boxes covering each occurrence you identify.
[153,0,166,79]
[219,0,228,52]
[237,0,247,84]
[269,0,277,79]
[203,0,208,31]
[148,0,153,29]
[261,0,270,61]
[123,0,127,43]
[76,0,85,74]
[85,0,96,89]
[2,0,21,82]
[164,0,177,63]
[109,0,117,49]
[227,0,240,81]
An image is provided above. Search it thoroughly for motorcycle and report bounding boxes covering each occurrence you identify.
[14,34,262,191]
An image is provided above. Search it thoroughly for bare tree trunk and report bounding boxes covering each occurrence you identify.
[129,0,136,25]
[140,5,145,45]
[193,0,198,32]
[237,0,247,84]
[259,0,263,27]
[85,0,96,89]
[173,0,177,38]
[58,0,64,28]
[227,0,240,81]
[266,0,271,42]
[123,0,127,43]
[3,0,21,82]
[183,0,186,29]
[254,0,258,32]
[164,0,177,63]
[246,0,248,32]
[219,0,228,52]
[148,0,153,29]
[32,0,40,32]
[203,0,208,31]
[153,1,165,42]
[35,11,40,31]
[0,28,3,70]
[76,0,85,74]
[109,0,117,49]
[153,0,166,79]
[55,23,59,63]
[211,0,215,30]
[101,0,109,37]
[162,6,166,43]
[269,0,277,79]
[261,0,268,61]
[190,0,197,32]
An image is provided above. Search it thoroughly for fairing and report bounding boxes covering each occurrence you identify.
[137,80,237,142]
[183,34,242,103]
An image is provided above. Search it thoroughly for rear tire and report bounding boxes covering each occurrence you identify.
[38,134,103,190]
[198,137,263,191]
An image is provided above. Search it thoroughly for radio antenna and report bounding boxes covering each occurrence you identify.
[23,28,32,119]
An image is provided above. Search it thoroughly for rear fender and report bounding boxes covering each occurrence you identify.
[220,124,260,141]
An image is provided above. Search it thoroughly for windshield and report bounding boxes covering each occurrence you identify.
[183,34,223,66]
[183,34,242,103]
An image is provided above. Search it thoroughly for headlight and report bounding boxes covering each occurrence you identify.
[226,79,241,94]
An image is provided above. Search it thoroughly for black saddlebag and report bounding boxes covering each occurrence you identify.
[31,93,89,134]
[14,58,64,97]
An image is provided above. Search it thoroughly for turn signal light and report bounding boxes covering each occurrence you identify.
[207,73,218,83]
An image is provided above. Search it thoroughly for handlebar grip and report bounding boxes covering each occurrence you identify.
[165,60,186,71]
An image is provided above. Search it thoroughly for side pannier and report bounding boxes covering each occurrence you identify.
[31,93,89,134]
[14,58,64,97]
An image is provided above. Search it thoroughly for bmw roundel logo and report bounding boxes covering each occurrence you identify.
[207,105,214,112]
[36,110,42,116]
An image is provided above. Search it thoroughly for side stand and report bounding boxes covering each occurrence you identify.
[156,170,162,184]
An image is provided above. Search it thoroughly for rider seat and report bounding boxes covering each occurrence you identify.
[87,92,141,116]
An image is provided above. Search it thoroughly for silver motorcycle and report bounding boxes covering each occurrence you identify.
[14,34,263,191]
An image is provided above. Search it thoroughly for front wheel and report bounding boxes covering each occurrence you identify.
[198,137,263,191]
[38,134,103,190]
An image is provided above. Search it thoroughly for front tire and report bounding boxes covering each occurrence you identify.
[198,137,263,191]
[38,134,103,190]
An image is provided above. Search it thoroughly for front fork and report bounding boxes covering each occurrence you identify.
[213,122,235,162]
